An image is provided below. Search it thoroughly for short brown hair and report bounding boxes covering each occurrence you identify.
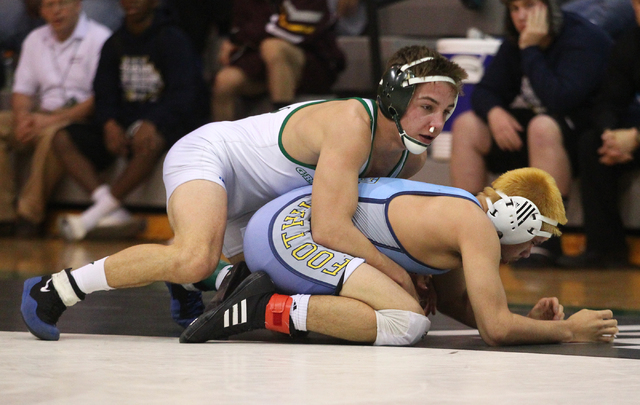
[385,46,468,94]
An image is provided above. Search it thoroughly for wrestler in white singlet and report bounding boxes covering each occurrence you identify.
[243,177,481,295]
[162,98,410,258]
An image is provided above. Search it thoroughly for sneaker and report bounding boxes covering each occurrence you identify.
[204,261,252,312]
[58,214,87,241]
[21,275,68,341]
[166,283,205,329]
[180,271,275,343]
[96,207,132,226]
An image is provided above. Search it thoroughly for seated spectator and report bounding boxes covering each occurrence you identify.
[211,0,345,122]
[52,0,208,241]
[0,0,111,237]
[557,0,640,268]
[449,0,612,267]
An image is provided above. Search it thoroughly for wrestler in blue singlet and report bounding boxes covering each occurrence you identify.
[243,177,480,295]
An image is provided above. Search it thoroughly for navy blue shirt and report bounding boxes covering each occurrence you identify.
[472,11,613,128]
[93,12,208,145]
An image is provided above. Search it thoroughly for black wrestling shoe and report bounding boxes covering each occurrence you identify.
[180,271,275,343]
[204,261,252,312]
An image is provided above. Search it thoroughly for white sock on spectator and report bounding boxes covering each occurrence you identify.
[80,185,120,231]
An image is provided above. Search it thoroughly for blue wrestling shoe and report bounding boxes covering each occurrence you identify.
[166,283,205,328]
[21,275,68,341]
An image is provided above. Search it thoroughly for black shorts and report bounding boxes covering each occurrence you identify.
[64,123,116,172]
[485,108,580,176]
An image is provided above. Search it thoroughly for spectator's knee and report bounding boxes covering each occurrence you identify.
[213,67,246,97]
[527,115,563,149]
[259,38,289,64]
[451,110,491,152]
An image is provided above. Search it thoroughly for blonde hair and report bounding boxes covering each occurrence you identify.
[480,168,567,237]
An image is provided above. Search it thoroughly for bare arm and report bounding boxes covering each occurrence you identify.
[446,211,618,346]
[310,115,418,300]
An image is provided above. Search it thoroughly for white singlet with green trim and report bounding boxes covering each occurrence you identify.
[163,98,407,257]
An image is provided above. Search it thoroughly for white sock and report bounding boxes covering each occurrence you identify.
[81,185,120,231]
[290,294,310,332]
[91,184,112,203]
[71,257,114,294]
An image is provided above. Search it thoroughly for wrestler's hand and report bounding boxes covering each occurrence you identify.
[413,274,437,316]
[527,297,564,321]
[566,309,618,343]
[519,2,549,49]
[487,106,523,151]
[598,128,638,165]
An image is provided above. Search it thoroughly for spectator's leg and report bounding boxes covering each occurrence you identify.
[450,110,492,194]
[52,128,102,195]
[0,111,17,225]
[53,126,116,240]
[579,128,627,258]
[16,123,64,226]
[260,38,305,105]
[526,115,571,196]
[109,128,166,201]
[212,66,255,121]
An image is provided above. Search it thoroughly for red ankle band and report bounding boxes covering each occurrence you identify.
[265,294,293,335]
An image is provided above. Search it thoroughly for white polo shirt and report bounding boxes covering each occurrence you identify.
[12,12,111,112]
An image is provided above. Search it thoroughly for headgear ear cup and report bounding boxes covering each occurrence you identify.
[377,65,416,121]
[486,191,558,245]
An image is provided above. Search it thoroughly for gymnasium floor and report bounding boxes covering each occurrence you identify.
[2,236,640,404]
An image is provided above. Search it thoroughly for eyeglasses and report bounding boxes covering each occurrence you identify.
[41,0,78,11]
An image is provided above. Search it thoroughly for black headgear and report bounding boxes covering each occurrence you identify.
[376,57,459,154]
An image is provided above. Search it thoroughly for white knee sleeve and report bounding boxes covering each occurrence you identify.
[373,310,430,346]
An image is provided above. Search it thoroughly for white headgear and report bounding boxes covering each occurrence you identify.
[486,191,558,245]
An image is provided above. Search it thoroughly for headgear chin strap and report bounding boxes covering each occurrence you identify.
[486,191,558,245]
[377,56,459,155]
[394,116,429,154]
